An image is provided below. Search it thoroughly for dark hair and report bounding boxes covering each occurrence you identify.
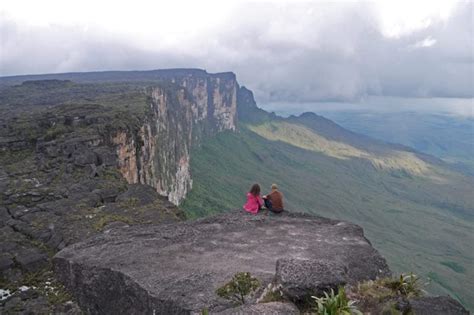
[249,183,261,196]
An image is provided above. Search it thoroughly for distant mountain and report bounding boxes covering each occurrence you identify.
[319,111,474,175]
[0,68,236,86]
[182,91,474,310]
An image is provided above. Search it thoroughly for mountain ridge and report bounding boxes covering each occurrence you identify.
[0,68,236,86]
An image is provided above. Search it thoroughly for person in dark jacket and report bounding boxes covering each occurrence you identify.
[263,183,284,213]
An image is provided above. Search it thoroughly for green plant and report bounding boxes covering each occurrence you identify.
[216,272,260,305]
[45,283,73,306]
[348,274,425,314]
[385,273,421,297]
[259,287,284,303]
[44,124,71,141]
[312,287,363,315]
[119,197,139,208]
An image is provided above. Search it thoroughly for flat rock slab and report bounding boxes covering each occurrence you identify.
[53,211,390,314]
[215,301,300,315]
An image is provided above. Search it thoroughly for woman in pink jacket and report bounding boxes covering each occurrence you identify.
[243,183,264,214]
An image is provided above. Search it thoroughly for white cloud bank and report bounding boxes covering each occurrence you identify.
[0,0,473,104]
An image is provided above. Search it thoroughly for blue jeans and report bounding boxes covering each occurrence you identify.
[264,198,272,209]
[264,199,283,213]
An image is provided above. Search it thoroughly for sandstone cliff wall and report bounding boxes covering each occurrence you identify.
[112,72,238,205]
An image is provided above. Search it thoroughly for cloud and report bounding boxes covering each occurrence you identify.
[411,36,437,48]
[0,1,472,103]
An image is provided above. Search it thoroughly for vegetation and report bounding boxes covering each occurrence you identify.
[440,261,466,274]
[15,269,73,307]
[348,274,425,313]
[249,121,431,177]
[384,273,422,297]
[259,287,284,303]
[216,272,260,305]
[312,287,362,315]
[321,111,474,175]
[355,274,422,300]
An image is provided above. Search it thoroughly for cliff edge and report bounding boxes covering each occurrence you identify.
[53,211,390,314]
[53,210,469,314]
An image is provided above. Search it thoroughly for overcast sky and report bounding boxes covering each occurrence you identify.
[0,0,473,110]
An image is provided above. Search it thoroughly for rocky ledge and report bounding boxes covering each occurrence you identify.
[53,210,470,315]
[53,211,391,314]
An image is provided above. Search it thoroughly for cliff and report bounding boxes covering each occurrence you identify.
[0,72,239,313]
[0,70,239,206]
[111,72,238,205]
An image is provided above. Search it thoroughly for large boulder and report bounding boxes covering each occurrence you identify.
[53,211,390,314]
[275,258,347,303]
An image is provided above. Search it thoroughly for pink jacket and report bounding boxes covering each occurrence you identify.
[243,193,263,214]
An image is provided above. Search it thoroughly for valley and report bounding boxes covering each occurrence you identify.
[319,111,474,175]
[182,110,474,310]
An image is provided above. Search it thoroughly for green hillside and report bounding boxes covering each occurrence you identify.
[182,119,474,310]
[320,111,474,175]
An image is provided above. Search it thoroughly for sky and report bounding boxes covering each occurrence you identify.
[0,0,473,113]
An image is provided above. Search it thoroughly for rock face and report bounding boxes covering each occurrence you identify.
[409,296,470,315]
[112,72,238,205]
[215,301,300,315]
[1,70,239,207]
[53,211,391,314]
[0,70,238,283]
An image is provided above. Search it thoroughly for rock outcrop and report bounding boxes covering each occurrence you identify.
[1,70,239,207]
[111,72,238,205]
[0,70,241,313]
[53,211,391,314]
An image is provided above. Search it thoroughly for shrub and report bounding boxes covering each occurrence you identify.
[348,273,425,314]
[259,287,284,303]
[385,273,421,297]
[216,272,260,305]
[312,287,363,315]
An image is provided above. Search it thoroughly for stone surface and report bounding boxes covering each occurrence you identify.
[53,211,390,314]
[14,248,49,273]
[116,184,162,206]
[275,258,347,303]
[409,296,469,315]
[215,302,300,315]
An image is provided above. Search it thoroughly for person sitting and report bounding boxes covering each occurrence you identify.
[243,183,264,215]
[263,183,284,213]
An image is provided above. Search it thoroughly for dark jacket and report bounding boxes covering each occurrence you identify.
[267,190,284,211]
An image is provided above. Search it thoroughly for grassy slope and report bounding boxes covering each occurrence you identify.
[320,111,474,175]
[182,122,474,310]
